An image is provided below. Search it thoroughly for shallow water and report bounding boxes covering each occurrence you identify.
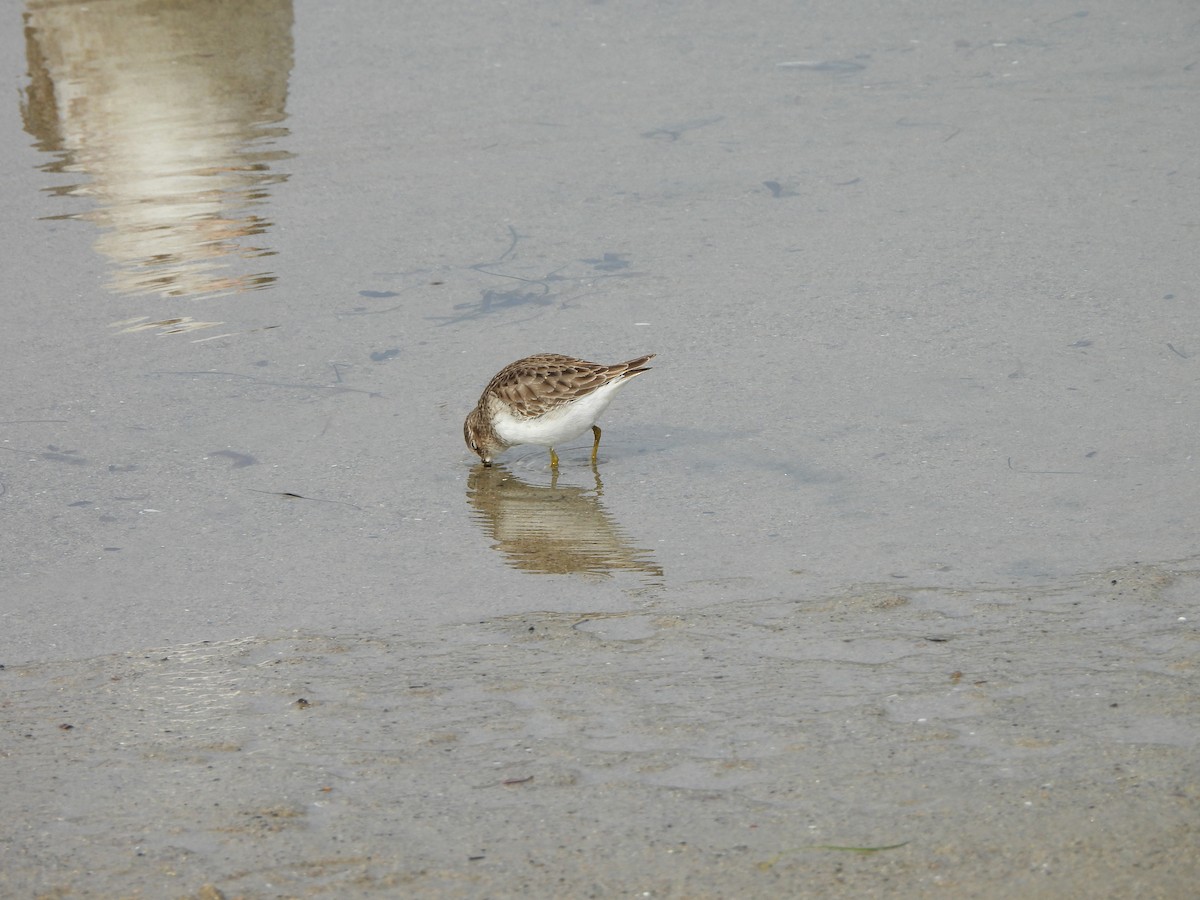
[2,0,1198,895]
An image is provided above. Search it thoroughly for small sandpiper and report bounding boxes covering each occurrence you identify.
[464,353,655,467]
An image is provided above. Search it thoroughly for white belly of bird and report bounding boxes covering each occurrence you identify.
[492,378,629,448]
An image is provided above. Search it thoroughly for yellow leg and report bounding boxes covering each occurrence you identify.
[549,446,560,468]
[590,425,602,463]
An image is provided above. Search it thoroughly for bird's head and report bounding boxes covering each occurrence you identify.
[463,407,504,466]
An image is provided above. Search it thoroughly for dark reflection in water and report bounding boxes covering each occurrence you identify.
[467,464,663,582]
[20,0,294,300]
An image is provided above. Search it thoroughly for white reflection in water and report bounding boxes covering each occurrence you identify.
[20,0,294,300]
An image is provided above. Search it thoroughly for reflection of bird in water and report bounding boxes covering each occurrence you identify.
[466,464,663,580]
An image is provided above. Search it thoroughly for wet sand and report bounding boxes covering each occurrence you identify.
[5,563,1197,897]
